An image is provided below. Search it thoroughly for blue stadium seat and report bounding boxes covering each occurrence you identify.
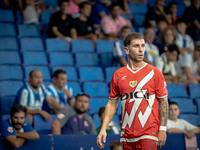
[79,67,104,82]
[105,67,119,82]
[179,114,200,126]
[138,27,145,34]
[1,114,29,123]
[167,83,188,98]
[188,84,200,99]
[0,51,21,65]
[20,38,44,51]
[46,38,69,51]
[165,0,185,6]
[134,14,146,27]
[99,53,114,67]
[75,52,99,67]
[24,65,51,81]
[0,37,18,50]
[0,96,16,114]
[0,9,15,22]
[18,24,41,37]
[0,23,16,36]
[128,3,148,15]
[197,134,200,149]
[71,39,94,53]
[96,40,114,53]
[83,82,109,97]
[33,114,55,134]
[43,81,51,87]
[0,65,23,80]
[88,97,108,114]
[117,100,121,115]
[16,10,22,24]
[67,82,81,96]
[52,66,78,81]
[170,98,196,114]
[112,114,121,127]
[23,51,48,65]
[49,52,74,66]
[40,11,53,25]
[194,98,200,114]
[0,81,23,97]
[177,4,187,17]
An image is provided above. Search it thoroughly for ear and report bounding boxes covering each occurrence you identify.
[124,46,129,55]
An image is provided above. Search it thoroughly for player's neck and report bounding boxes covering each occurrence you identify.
[128,60,146,70]
[55,84,63,92]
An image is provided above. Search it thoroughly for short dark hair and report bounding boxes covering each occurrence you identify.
[175,18,187,25]
[79,1,91,10]
[110,140,123,150]
[167,44,180,55]
[75,92,90,100]
[168,1,177,8]
[169,101,179,108]
[10,105,27,118]
[29,69,40,77]
[121,25,131,32]
[98,107,105,117]
[144,27,155,35]
[109,3,120,10]
[124,32,144,46]
[58,0,69,6]
[156,18,167,25]
[53,69,67,78]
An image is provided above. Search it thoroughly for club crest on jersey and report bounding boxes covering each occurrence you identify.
[7,127,13,133]
[84,120,89,127]
[129,81,137,88]
[57,113,65,119]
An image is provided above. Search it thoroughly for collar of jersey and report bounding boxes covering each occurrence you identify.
[126,63,147,74]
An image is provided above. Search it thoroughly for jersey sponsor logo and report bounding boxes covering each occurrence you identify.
[129,81,137,88]
[57,113,65,119]
[84,120,89,127]
[7,127,13,133]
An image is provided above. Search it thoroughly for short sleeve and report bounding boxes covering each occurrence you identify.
[100,16,111,34]
[42,84,51,98]
[182,119,198,130]
[0,122,16,138]
[109,72,120,99]
[181,53,193,68]
[23,123,35,132]
[154,56,164,73]
[19,89,29,106]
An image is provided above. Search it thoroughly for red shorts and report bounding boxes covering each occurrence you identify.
[122,139,157,150]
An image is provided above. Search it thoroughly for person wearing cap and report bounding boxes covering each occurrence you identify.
[51,92,97,134]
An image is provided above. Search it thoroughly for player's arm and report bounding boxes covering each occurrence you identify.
[97,97,119,149]
[5,135,26,148]
[46,95,62,112]
[51,120,62,135]
[52,26,66,39]
[15,130,39,140]
[184,66,200,81]
[157,96,168,149]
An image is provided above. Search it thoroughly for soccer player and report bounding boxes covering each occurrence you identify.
[97,32,169,149]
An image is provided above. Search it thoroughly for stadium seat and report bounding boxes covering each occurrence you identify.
[23,51,48,65]
[83,82,109,97]
[40,11,53,25]
[46,38,69,51]
[117,100,121,115]
[179,114,200,126]
[16,10,22,24]
[20,38,44,51]
[0,96,16,114]
[177,4,187,17]
[169,98,196,114]
[112,114,121,127]
[43,81,51,87]
[197,134,200,149]
[194,98,200,114]
[75,52,99,67]
[96,40,114,53]
[0,23,16,36]
[167,83,188,99]
[24,65,51,81]
[128,3,148,15]
[18,24,41,37]
[0,65,23,80]
[134,14,146,27]
[67,82,81,96]
[0,37,18,50]
[105,67,119,82]
[52,66,78,81]
[188,84,200,99]
[99,53,114,67]
[79,67,104,82]
[88,97,108,114]
[33,114,55,134]
[0,9,15,22]
[0,81,23,97]
[138,27,145,34]
[71,39,94,53]
[49,52,74,66]
[0,51,21,65]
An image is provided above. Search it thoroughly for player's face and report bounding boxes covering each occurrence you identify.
[11,112,26,130]
[29,70,43,88]
[121,29,131,39]
[60,2,69,14]
[75,96,90,114]
[81,4,91,17]
[164,29,174,45]
[125,39,145,62]
[169,104,180,120]
[144,28,155,44]
[111,6,121,19]
[56,73,67,89]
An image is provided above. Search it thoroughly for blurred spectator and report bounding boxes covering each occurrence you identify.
[113,26,131,66]
[175,45,200,86]
[143,0,171,28]
[110,140,123,150]
[51,92,97,134]
[175,18,195,54]
[15,69,62,125]
[111,0,130,14]
[183,0,200,41]
[127,0,146,3]
[71,2,96,44]
[158,26,177,54]
[96,107,120,134]
[0,105,39,148]
[143,27,159,65]
[168,1,178,26]
[155,19,168,45]
[43,0,60,11]
[154,44,183,83]
[100,3,130,40]
[47,69,75,113]
[68,0,87,16]
[48,0,75,42]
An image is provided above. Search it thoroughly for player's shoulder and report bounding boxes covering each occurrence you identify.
[84,113,94,123]
[146,64,163,74]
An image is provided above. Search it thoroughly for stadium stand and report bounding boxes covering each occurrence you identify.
[49,52,74,66]
[23,51,48,65]
[71,39,94,53]
[0,23,16,36]
[88,97,108,115]
[75,52,99,67]
[188,84,200,99]
[0,37,18,50]
[45,38,69,51]
[20,38,44,51]
[167,83,189,99]
[0,9,14,23]
[0,51,21,65]
[18,24,41,38]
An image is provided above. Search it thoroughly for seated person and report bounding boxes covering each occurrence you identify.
[96,107,120,134]
[168,2,178,26]
[155,19,168,45]
[51,92,97,134]
[100,3,129,41]
[47,69,75,111]
[15,69,62,125]
[71,2,96,44]
[0,105,39,148]
[48,0,75,42]
[113,25,131,67]
[110,140,123,150]
[167,101,200,139]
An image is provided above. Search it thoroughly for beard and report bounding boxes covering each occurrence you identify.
[12,122,23,130]
[74,107,87,114]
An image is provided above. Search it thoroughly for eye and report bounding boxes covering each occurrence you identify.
[142,44,145,47]
[133,45,138,47]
